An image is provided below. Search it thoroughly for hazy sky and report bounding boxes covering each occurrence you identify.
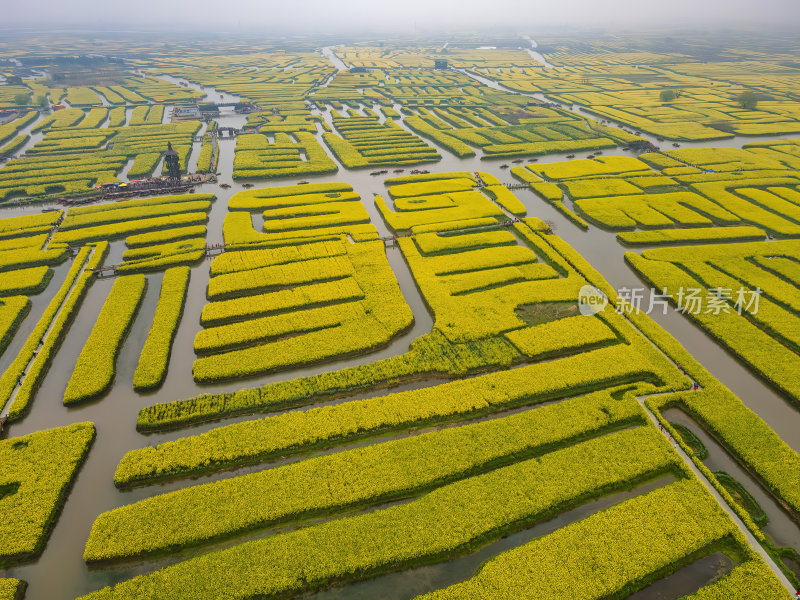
[2,0,800,33]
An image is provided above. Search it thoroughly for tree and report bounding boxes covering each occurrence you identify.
[710,120,735,133]
[659,89,676,102]
[738,91,758,110]
[13,93,30,106]
[5,75,22,85]
[35,95,48,107]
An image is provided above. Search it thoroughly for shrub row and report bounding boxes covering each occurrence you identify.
[63,274,147,405]
[88,389,644,562]
[133,267,190,391]
[0,244,107,419]
[419,480,757,600]
[118,342,659,485]
[87,428,680,599]
[0,296,29,359]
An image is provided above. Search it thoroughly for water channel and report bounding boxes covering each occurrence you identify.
[0,46,798,600]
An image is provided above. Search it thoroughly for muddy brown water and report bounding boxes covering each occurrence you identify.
[0,74,798,600]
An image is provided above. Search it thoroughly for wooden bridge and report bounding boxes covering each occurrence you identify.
[210,102,261,110]
[381,234,410,247]
[217,127,241,138]
[91,244,222,278]
[205,243,226,256]
[88,220,526,278]
[93,265,120,278]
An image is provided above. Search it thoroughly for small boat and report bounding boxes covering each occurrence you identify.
[393,169,404,173]
[512,159,523,163]
[370,171,381,176]
[530,158,539,162]
[566,154,575,159]
[242,183,254,189]
[298,181,309,185]
[219,183,231,189]
[500,164,509,169]
[672,142,680,147]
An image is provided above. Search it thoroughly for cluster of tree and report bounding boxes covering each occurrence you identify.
[660,88,759,110]
[13,93,48,107]
[659,89,680,102]
[737,90,758,110]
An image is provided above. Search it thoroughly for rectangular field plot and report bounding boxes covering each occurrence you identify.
[487,53,800,141]
[323,112,441,168]
[405,104,616,159]
[87,425,785,600]
[628,239,800,406]
[50,193,214,273]
[0,121,201,200]
[224,183,378,245]
[232,131,337,179]
[514,151,800,239]
[194,236,412,382]
[0,423,95,566]
[2,36,800,600]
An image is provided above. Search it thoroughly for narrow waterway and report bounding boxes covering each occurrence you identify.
[0,50,798,600]
[521,36,555,69]
[664,408,800,558]
[322,46,348,71]
[305,477,680,600]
